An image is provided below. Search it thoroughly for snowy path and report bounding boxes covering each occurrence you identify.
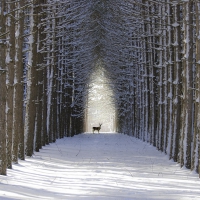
[0,133,200,200]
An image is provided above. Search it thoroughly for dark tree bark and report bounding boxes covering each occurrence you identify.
[6,0,15,169]
[12,0,25,162]
[0,0,7,175]
[25,0,39,156]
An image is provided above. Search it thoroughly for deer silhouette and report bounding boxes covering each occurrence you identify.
[92,123,102,134]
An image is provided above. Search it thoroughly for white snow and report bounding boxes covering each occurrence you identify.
[0,133,200,200]
[15,29,19,38]
[172,22,180,27]
[6,54,11,64]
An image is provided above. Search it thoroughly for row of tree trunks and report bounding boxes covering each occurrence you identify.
[1,0,199,178]
[0,0,90,175]
[115,0,200,176]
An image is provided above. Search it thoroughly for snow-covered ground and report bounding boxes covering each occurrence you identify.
[0,133,200,200]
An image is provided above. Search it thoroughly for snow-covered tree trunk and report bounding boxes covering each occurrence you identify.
[167,0,174,159]
[5,0,15,169]
[35,70,43,151]
[24,0,39,156]
[46,3,57,142]
[12,0,25,162]
[42,68,48,145]
[166,0,173,155]
[135,54,141,138]
[141,2,149,141]
[59,32,66,137]
[169,3,182,162]
[52,75,57,141]
[70,63,76,137]
[196,0,200,176]
[156,2,162,150]
[35,63,43,151]
[193,0,200,174]
[56,24,64,137]
[35,0,46,151]
[149,3,157,146]
[141,26,146,141]
[162,2,168,153]
[152,4,159,147]
[179,1,194,169]
[0,0,7,175]
[56,40,61,137]
[144,1,152,143]
[46,21,53,143]
[51,11,57,141]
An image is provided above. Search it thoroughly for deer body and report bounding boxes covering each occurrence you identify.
[93,123,102,134]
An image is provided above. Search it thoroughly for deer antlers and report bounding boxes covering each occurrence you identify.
[92,123,102,134]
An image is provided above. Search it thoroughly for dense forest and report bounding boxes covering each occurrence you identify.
[0,0,200,178]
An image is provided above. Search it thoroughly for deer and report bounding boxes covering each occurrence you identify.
[92,123,102,134]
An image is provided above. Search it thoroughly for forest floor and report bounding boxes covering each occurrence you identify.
[0,132,200,200]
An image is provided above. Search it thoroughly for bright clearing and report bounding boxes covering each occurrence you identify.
[0,133,200,200]
[85,62,116,133]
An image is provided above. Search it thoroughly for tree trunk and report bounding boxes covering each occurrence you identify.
[6,0,15,169]
[35,0,46,152]
[166,0,174,155]
[180,1,194,169]
[194,0,200,174]
[157,3,163,150]
[24,0,39,156]
[170,3,182,162]
[0,0,7,175]
[12,0,25,162]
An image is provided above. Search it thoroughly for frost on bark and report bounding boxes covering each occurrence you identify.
[45,3,57,142]
[151,3,159,147]
[56,23,65,138]
[197,0,200,176]
[159,1,168,154]
[157,3,162,150]
[35,54,43,152]
[193,0,200,174]
[24,1,39,156]
[0,0,7,175]
[179,1,194,169]
[5,0,15,169]
[12,0,25,162]
[166,0,173,155]
[142,0,150,142]
[35,0,46,152]
[42,67,48,145]
[170,2,182,162]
